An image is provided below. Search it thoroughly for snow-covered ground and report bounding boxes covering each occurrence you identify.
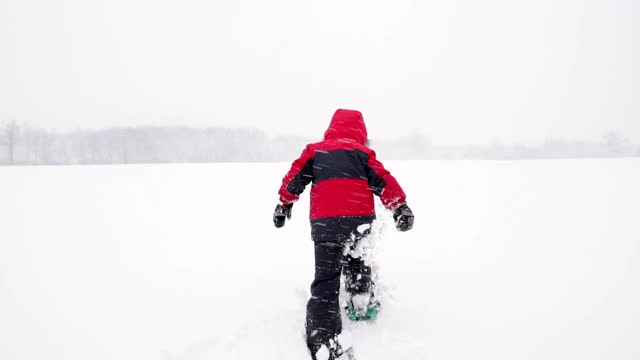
[1,159,639,360]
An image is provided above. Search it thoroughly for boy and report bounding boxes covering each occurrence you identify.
[273,109,414,360]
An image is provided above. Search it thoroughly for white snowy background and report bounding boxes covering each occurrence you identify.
[2,1,640,358]
[1,159,639,360]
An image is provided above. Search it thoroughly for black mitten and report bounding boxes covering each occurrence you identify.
[273,203,293,228]
[393,204,414,232]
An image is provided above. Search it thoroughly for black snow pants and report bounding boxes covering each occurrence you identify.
[306,216,374,353]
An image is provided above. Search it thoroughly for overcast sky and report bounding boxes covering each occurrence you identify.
[1,0,639,145]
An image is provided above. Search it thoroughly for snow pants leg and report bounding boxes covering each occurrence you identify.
[306,241,343,353]
[343,254,372,295]
[305,238,373,353]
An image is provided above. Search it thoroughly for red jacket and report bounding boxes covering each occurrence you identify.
[278,109,406,221]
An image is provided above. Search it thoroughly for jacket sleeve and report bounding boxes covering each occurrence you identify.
[278,146,314,205]
[365,150,407,211]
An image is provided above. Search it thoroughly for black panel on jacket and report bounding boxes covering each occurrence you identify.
[312,149,369,183]
[364,163,386,196]
[287,157,314,195]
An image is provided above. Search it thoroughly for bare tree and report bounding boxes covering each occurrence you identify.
[2,121,20,164]
[603,131,625,156]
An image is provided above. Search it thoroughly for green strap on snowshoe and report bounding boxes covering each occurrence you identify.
[345,302,380,321]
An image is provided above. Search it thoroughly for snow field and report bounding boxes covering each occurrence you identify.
[0,159,639,360]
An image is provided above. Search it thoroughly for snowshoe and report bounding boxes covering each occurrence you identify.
[345,293,380,321]
[311,333,355,360]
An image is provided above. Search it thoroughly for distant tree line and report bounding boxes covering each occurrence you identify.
[0,121,638,165]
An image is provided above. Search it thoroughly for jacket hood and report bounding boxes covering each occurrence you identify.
[323,109,368,145]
